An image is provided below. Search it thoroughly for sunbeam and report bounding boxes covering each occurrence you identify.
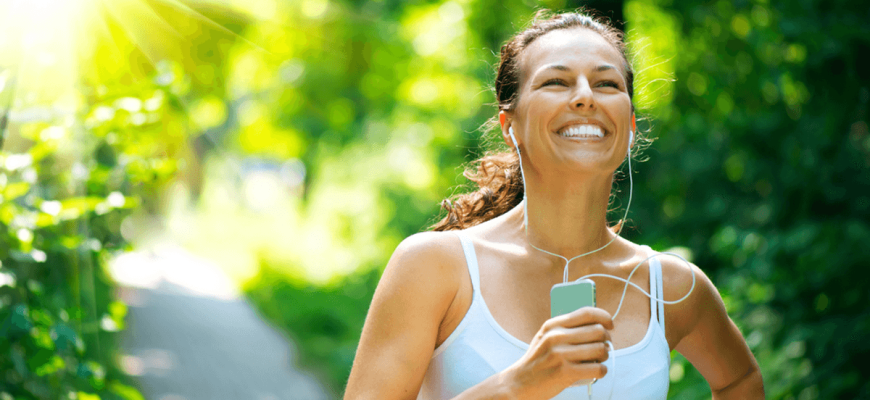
[0,0,258,117]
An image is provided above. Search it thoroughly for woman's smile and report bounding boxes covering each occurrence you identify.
[558,124,605,138]
[555,118,610,142]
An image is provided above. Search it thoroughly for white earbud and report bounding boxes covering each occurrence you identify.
[627,130,634,156]
[508,125,528,229]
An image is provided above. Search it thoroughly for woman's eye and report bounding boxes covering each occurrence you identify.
[542,79,567,87]
[598,80,619,88]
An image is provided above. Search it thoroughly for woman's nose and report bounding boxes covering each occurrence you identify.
[570,79,595,110]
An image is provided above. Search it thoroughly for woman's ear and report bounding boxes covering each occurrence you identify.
[499,111,517,147]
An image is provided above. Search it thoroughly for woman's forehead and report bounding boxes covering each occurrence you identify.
[519,28,624,79]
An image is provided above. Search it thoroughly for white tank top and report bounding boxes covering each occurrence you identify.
[417,231,671,399]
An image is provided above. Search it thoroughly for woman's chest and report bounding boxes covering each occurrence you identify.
[479,262,654,350]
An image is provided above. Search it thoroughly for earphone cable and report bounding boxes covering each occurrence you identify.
[514,137,634,284]
[510,128,696,398]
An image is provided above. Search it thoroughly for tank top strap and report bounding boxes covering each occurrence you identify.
[453,231,481,293]
[646,246,658,325]
[644,246,666,333]
[656,258,666,332]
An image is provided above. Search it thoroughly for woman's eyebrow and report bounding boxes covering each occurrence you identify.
[543,64,570,72]
[537,63,618,74]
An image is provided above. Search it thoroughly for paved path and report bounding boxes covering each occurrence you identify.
[110,247,329,400]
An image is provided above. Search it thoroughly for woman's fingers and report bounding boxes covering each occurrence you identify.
[507,307,614,394]
[569,362,609,380]
[534,323,612,370]
[555,341,611,364]
[546,306,614,331]
[543,322,611,348]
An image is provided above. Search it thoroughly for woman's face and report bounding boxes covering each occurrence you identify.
[505,27,633,176]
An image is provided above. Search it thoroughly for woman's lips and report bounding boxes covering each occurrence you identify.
[557,123,606,139]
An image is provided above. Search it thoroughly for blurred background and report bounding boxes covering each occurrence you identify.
[0,0,868,399]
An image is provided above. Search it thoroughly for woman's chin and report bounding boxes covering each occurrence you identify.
[552,152,625,175]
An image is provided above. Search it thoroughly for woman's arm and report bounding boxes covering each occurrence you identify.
[663,259,765,399]
[344,232,465,400]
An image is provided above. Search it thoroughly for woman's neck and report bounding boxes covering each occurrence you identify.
[519,171,616,258]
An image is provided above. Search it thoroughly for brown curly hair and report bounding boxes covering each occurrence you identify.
[430,10,641,232]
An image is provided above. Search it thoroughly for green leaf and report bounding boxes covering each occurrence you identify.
[35,212,56,227]
[0,203,16,224]
[2,182,30,201]
[58,197,104,220]
[108,382,145,400]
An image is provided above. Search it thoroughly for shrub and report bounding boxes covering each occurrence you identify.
[0,75,180,399]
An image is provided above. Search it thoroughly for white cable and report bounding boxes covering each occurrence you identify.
[585,340,616,399]
[577,252,695,399]
[577,252,696,320]
[512,133,697,399]
[607,340,614,399]
[513,136,696,317]
[515,143,634,284]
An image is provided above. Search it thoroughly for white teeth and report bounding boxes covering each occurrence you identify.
[559,124,604,138]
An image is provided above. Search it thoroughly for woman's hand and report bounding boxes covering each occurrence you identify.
[500,307,614,400]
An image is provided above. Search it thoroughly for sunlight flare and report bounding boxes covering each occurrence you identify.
[0,0,250,116]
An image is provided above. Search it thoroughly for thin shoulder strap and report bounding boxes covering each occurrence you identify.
[647,247,658,324]
[654,253,666,332]
[453,231,481,292]
[645,246,666,332]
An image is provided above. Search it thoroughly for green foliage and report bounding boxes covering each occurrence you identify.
[0,74,179,398]
[245,264,380,396]
[625,1,870,398]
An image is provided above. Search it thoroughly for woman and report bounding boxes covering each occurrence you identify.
[345,11,764,399]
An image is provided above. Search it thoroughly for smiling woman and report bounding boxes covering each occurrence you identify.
[345,10,764,400]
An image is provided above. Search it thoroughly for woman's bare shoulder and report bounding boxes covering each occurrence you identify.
[382,231,468,297]
[652,250,758,391]
[653,250,724,342]
[346,231,470,397]
[392,231,466,269]
[654,251,709,297]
